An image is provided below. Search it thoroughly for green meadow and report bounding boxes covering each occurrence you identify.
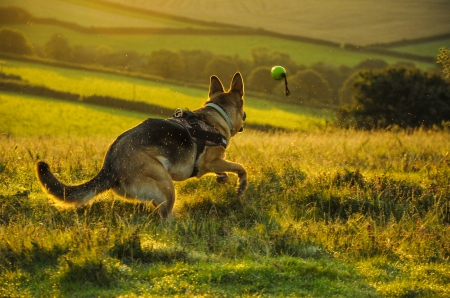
[392,39,450,57]
[1,59,450,296]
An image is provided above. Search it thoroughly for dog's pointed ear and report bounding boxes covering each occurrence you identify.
[230,72,244,97]
[209,75,225,97]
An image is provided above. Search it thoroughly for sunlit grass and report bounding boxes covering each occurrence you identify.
[3,60,207,107]
[1,68,450,296]
[1,115,450,296]
[0,93,148,137]
[1,125,449,296]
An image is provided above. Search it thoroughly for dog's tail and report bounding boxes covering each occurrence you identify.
[35,161,115,208]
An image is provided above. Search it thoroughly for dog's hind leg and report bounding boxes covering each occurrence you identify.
[113,158,175,220]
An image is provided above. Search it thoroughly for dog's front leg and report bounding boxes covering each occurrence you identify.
[202,159,247,196]
[216,172,229,184]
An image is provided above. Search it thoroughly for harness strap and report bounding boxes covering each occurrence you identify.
[186,115,206,177]
[169,108,227,177]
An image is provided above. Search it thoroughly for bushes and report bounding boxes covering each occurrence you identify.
[0,28,34,55]
[438,47,450,80]
[274,68,332,105]
[44,33,72,61]
[0,7,32,24]
[338,67,450,129]
[247,66,280,93]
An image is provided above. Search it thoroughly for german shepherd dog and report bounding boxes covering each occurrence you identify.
[36,72,247,220]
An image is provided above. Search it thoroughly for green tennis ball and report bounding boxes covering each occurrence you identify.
[271,66,286,80]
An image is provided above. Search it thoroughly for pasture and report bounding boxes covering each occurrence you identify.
[0,94,449,296]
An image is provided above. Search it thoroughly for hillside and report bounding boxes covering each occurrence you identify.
[3,0,450,48]
[107,0,450,45]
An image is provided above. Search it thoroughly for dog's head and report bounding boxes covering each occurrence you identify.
[207,72,246,136]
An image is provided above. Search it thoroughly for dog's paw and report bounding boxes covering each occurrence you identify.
[237,178,247,196]
[216,173,229,184]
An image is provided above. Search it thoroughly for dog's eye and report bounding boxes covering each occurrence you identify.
[243,112,246,121]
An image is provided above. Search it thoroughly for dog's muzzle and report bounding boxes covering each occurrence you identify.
[239,111,246,132]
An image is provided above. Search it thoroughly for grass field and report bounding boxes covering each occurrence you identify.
[0,93,149,137]
[1,1,450,296]
[1,103,449,296]
[392,39,450,57]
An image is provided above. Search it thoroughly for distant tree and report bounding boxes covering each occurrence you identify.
[250,46,271,67]
[338,67,450,129]
[247,66,280,93]
[250,46,299,74]
[202,55,238,82]
[106,51,139,69]
[180,50,214,82]
[311,62,346,104]
[0,7,32,24]
[274,68,332,105]
[71,45,95,64]
[95,45,113,56]
[392,61,416,69]
[95,45,113,66]
[147,49,185,79]
[338,71,360,106]
[354,58,389,71]
[0,28,33,55]
[44,33,72,61]
[438,47,450,80]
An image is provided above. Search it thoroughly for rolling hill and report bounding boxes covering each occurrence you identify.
[107,0,450,46]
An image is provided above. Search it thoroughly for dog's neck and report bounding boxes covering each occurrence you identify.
[205,103,233,133]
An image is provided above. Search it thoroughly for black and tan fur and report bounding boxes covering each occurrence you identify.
[36,72,247,220]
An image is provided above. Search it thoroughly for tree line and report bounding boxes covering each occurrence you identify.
[0,25,421,105]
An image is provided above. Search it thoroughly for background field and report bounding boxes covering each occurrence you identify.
[2,0,448,70]
[0,59,333,132]
[128,0,450,45]
[5,0,450,46]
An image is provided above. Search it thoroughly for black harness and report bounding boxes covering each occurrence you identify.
[168,108,227,177]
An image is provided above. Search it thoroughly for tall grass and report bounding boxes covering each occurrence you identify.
[1,123,449,296]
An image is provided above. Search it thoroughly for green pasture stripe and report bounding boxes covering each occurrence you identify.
[0,93,149,137]
[2,59,334,132]
[392,39,450,57]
